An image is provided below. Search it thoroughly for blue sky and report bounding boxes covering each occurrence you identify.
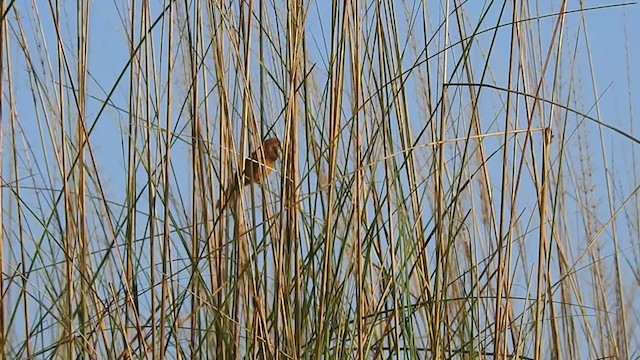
[4,0,640,357]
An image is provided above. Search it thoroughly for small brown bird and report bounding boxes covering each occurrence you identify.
[217,137,281,209]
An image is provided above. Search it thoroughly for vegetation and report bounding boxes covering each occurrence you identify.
[0,0,638,358]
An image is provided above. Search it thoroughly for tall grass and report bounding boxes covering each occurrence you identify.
[0,0,638,358]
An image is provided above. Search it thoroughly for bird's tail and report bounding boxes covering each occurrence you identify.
[216,179,240,211]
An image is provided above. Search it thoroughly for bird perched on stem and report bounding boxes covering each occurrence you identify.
[217,137,281,210]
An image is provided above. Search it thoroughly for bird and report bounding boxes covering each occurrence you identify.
[217,137,281,210]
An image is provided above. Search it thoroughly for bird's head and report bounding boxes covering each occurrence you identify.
[263,137,281,162]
